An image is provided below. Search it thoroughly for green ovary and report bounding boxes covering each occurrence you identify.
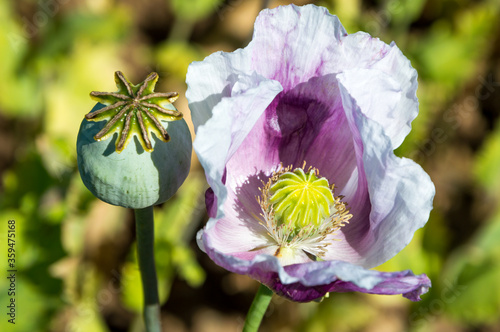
[269,168,334,229]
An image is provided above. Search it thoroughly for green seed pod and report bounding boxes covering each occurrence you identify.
[77,71,191,209]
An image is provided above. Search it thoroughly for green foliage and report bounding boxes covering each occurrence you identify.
[156,41,205,81]
[475,122,500,195]
[389,0,427,29]
[0,150,68,331]
[441,210,500,324]
[0,1,42,116]
[451,109,500,324]
[170,0,224,21]
[299,294,378,332]
[412,3,496,89]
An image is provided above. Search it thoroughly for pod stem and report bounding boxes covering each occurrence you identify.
[134,206,161,332]
[242,284,273,332]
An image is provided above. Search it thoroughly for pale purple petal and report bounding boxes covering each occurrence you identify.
[249,5,347,90]
[187,48,252,130]
[334,73,435,268]
[221,75,367,264]
[190,67,282,218]
[201,231,430,302]
[368,46,420,148]
[270,264,431,302]
[251,5,417,148]
[225,74,356,191]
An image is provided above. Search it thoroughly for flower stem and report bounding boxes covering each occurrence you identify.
[242,284,273,332]
[134,206,161,332]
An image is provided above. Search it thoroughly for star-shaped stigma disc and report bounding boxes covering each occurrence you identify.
[85,71,182,153]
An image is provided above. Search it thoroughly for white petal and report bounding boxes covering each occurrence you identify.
[338,46,419,148]
[250,4,347,89]
[187,48,250,130]
[336,77,435,268]
[192,70,282,218]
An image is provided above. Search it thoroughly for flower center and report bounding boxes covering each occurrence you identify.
[269,167,334,229]
[257,164,352,264]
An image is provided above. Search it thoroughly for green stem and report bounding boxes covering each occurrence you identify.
[242,284,273,332]
[134,206,161,332]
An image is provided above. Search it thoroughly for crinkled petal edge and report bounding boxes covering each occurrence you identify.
[199,225,431,302]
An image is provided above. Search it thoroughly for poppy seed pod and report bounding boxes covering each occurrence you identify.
[77,71,191,209]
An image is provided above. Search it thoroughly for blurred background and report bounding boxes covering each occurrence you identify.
[1,0,500,331]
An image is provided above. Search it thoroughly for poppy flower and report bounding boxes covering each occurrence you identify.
[186,4,434,302]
